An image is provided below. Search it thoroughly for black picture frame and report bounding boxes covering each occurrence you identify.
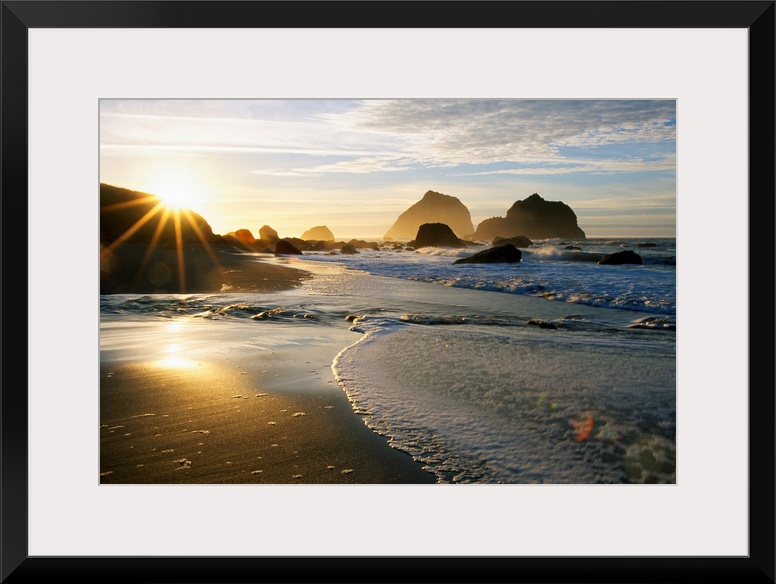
[2,2,773,583]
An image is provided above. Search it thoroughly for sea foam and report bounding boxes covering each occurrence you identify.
[334,311,675,484]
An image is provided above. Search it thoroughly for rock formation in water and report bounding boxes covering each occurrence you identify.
[301,225,335,241]
[493,235,533,248]
[348,239,380,250]
[598,250,643,265]
[385,190,474,240]
[453,244,522,264]
[274,240,304,255]
[473,193,586,241]
[410,223,468,249]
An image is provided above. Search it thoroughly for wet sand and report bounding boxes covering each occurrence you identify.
[99,248,436,484]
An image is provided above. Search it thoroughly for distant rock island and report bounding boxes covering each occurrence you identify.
[473,193,586,241]
[301,225,335,241]
[384,190,474,240]
[385,190,585,242]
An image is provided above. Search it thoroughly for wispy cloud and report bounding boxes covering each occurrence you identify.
[250,156,418,176]
[455,154,676,177]
[101,99,675,178]
[330,99,676,166]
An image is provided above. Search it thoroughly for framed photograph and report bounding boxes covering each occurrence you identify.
[4,1,773,582]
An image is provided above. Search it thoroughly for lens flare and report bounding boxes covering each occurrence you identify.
[570,412,595,442]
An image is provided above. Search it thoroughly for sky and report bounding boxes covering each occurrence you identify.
[99,99,676,240]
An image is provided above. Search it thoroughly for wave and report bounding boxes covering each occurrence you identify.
[299,238,676,317]
[99,294,347,326]
[333,313,676,484]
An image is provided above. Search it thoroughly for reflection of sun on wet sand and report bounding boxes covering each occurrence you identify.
[100,304,436,484]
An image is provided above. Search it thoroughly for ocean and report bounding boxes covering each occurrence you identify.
[100,237,676,484]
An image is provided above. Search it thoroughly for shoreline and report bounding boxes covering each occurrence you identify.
[100,242,311,294]
[99,249,437,484]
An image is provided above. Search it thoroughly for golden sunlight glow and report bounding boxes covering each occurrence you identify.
[156,342,197,369]
[100,181,224,295]
[168,321,184,333]
[145,168,207,212]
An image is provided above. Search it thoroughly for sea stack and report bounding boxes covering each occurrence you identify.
[301,225,335,241]
[384,190,474,240]
[473,193,586,241]
[411,223,468,249]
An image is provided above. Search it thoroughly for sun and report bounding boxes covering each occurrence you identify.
[144,168,207,212]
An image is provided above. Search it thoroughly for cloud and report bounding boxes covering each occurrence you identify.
[250,156,419,176]
[101,99,676,179]
[455,153,676,177]
[100,107,401,158]
[331,99,676,165]
[572,193,677,211]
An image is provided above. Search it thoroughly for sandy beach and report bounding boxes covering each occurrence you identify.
[100,245,436,484]
[100,242,312,295]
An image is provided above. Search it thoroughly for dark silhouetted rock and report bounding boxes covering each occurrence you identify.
[100,183,219,246]
[493,235,533,248]
[306,240,329,251]
[565,245,582,251]
[259,225,279,244]
[279,237,312,251]
[473,193,586,241]
[453,244,521,264]
[301,225,334,241]
[221,234,241,247]
[472,217,510,242]
[598,250,643,265]
[385,190,474,240]
[347,239,380,250]
[224,229,264,250]
[636,242,657,248]
[340,244,360,254]
[274,240,303,255]
[252,240,273,252]
[411,223,468,248]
